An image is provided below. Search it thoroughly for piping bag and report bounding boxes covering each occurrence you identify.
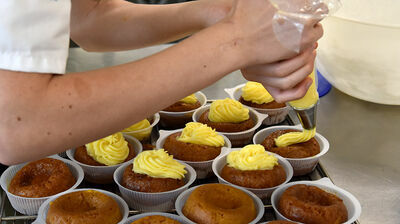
[269,0,341,130]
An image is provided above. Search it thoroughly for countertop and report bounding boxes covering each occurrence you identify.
[66,46,400,224]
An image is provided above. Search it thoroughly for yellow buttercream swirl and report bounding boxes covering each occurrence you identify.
[86,132,129,166]
[275,128,316,147]
[289,70,319,109]
[242,81,274,104]
[122,119,151,141]
[179,94,198,104]
[133,149,187,179]
[177,122,225,147]
[208,98,249,123]
[227,144,278,171]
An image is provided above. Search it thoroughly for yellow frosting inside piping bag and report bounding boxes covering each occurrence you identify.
[242,81,274,104]
[275,128,316,147]
[179,94,198,104]
[86,132,129,166]
[208,98,249,123]
[289,70,319,109]
[227,144,278,171]
[133,149,187,179]
[177,122,225,147]
[122,119,151,141]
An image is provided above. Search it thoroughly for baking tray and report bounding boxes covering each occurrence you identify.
[0,112,361,224]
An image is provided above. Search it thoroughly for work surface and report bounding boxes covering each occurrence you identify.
[67,46,400,224]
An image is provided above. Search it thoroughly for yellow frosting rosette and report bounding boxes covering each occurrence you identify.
[242,81,274,104]
[179,94,198,104]
[122,119,151,141]
[86,132,130,166]
[275,128,316,147]
[177,122,225,147]
[133,149,187,179]
[227,144,278,171]
[208,98,249,123]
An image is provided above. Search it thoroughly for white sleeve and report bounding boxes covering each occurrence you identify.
[0,0,71,74]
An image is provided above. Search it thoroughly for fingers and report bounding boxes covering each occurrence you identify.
[301,22,323,51]
[265,77,313,103]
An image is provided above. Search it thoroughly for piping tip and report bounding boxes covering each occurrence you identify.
[292,103,318,130]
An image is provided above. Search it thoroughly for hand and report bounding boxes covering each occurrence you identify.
[199,0,234,27]
[223,0,323,66]
[241,45,317,103]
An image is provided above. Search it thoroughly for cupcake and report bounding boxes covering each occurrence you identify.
[224,82,290,125]
[114,149,196,211]
[67,133,142,184]
[159,92,207,129]
[122,114,160,150]
[124,212,188,224]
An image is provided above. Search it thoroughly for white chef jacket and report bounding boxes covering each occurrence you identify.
[0,0,71,74]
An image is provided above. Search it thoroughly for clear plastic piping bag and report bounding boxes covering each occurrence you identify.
[270,0,342,52]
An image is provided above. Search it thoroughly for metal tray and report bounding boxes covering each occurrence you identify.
[0,114,360,224]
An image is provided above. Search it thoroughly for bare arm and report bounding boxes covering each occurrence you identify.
[71,0,231,51]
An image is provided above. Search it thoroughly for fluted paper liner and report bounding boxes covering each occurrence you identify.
[224,84,291,125]
[253,125,329,176]
[192,104,268,147]
[66,135,143,184]
[271,178,361,224]
[0,155,84,215]
[212,147,293,201]
[175,183,265,224]
[156,129,232,179]
[113,161,196,212]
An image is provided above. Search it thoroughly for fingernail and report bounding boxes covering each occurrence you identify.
[306,79,313,89]
[313,42,318,49]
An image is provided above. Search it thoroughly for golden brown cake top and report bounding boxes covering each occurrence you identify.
[131,215,181,224]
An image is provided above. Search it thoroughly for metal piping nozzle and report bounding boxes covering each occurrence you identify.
[292,103,318,130]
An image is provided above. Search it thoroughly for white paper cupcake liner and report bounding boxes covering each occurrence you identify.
[113,161,196,212]
[66,135,143,184]
[175,183,265,224]
[156,129,232,179]
[271,178,362,224]
[253,125,330,176]
[224,84,291,125]
[0,155,84,215]
[34,188,129,224]
[192,104,268,147]
[123,212,190,224]
[122,113,160,142]
[212,148,293,202]
[159,91,207,129]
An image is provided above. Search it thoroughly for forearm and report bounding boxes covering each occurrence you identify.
[0,22,241,165]
[71,0,227,51]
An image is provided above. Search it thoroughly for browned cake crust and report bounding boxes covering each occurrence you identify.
[261,129,320,158]
[46,190,122,224]
[163,132,221,162]
[74,143,135,166]
[268,221,297,224]
[221,164,286,188]
[182,184,257,224]
[122,164,185,193]
[279,184,348,224]
[9,158,76,198]
[239,97,286,109]
[131,215,181,224]
[198,110,255,133]
[163,101,201,112]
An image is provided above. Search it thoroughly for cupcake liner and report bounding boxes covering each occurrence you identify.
[192,104,268,147]
[122,113,160,142]
[253,125,330,176]
[113,161,196,212]
[0,155,84,215]
[34,188,129,224]
[224,84,291,125]
[66,135,143,184]
[159,91,207,129]
[123,212,190,224]
[271,178,362,224]
[212,148,293,202]
[156,129,232,179]
[175,183,265,224]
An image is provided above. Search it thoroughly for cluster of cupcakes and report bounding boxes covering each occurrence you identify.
[0,83,361,224]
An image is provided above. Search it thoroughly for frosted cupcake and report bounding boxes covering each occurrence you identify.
[122,114,160,150]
